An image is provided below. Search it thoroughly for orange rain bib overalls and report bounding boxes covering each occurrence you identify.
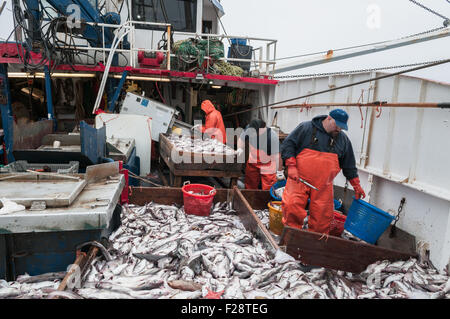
[245,144,277,190]
[281,127,340,234]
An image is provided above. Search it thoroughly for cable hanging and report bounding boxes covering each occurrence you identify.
[274,59,450,79]
[223,59,450,118]
[408,0,449,26]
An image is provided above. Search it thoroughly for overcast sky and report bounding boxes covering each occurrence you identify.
[221,0,450,83]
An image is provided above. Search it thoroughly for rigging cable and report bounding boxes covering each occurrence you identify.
[223,59,450,118]
[273,59,450,79]
[408,0,449,26]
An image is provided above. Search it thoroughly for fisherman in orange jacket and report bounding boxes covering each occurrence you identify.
[237,119,285,190]
[193,100,227,144]
[281,109,365,235]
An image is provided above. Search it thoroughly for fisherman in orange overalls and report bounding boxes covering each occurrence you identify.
[193,100,227,144]
[281,109,365,234]
[237,119,285,190]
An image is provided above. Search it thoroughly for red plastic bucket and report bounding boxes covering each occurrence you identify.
[181,182,216,216]
[330,210,347,237]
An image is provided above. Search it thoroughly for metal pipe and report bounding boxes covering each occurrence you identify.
[44,66,55,130]
[167,25,171,71]
[83,20,171,29]
[274,27,450,74]
[129,20,171,27]
[7,72,96,78]
[57,46,167,54]
[223,59,450,118]
[219,58,275,64]
[174,32,278,42]
[110,75,170,82]
[108,70,128,111]
[271,102,450,109]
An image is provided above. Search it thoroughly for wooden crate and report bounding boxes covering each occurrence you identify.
[129,187,417,273]
[159,133,244,172]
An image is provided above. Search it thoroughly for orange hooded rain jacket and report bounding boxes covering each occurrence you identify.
[200,100,227,144]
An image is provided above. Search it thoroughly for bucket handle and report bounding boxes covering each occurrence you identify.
[183,181,190,186]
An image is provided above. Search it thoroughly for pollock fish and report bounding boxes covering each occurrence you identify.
[3,200,450,300]
[167,134,236,155]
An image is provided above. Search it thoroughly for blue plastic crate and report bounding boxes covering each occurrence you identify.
[344,198,395,244]
[231,38,247,46]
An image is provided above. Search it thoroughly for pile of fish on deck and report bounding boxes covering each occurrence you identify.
[1,202,449,299]
[167,134,236,155]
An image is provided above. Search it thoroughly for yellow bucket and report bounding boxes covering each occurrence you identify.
[268,201,284,235]
[172,127,183,135]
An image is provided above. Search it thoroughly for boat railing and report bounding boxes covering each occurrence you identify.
[32,19,277,76]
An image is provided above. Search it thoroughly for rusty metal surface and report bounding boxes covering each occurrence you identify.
[41,134,80,146]
[377,225,417,256]
[13,120,53,150]
[85,162,120,184]
[37,145,81,152]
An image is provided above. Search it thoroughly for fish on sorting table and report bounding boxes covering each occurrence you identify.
[167,134,236,155]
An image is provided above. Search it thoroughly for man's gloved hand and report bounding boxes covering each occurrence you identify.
[276,170,285,181]
[191,124,201,131]
[285,157,298,181]
[349,177,366,199]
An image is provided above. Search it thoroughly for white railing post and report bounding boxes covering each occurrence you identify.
[102,25,105,63]
[272,41,277,74]
[130,23,136,68]
[207,34,210,74]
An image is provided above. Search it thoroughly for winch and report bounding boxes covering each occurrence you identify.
[137,51,165,68]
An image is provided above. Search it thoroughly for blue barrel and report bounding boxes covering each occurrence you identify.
[344,198,395,244]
